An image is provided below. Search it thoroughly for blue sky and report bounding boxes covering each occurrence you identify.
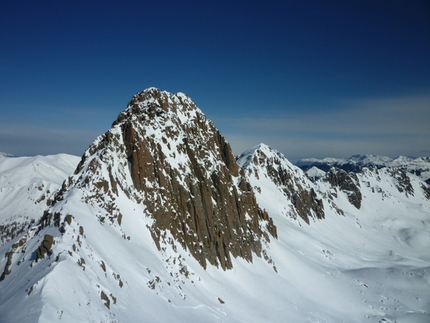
[1,0,429,162]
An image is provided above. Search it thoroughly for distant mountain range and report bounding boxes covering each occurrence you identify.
[1,88,429,323]
[296,154,430,184]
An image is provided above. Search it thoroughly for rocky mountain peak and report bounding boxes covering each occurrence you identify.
[55,88,276,270]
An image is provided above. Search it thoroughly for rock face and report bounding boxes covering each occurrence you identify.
[63,88,276,270]
[388,168,414,196]
[324,168,362,209]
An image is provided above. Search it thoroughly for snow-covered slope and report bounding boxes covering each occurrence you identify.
[1,89,429,323]
[0,154,80,245]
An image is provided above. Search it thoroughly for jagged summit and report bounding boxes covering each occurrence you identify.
[113,88,204,129]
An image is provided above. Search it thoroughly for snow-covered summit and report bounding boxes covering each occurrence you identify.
[237,143,293,169]
[115,88,204,128]
[306,166,326,181]
[237,143,325,224]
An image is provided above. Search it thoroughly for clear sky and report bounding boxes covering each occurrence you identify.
[1,0,429,162]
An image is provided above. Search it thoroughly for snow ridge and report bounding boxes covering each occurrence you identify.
[0,154,80,245]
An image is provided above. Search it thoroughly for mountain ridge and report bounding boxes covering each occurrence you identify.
[0,154,80,246]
